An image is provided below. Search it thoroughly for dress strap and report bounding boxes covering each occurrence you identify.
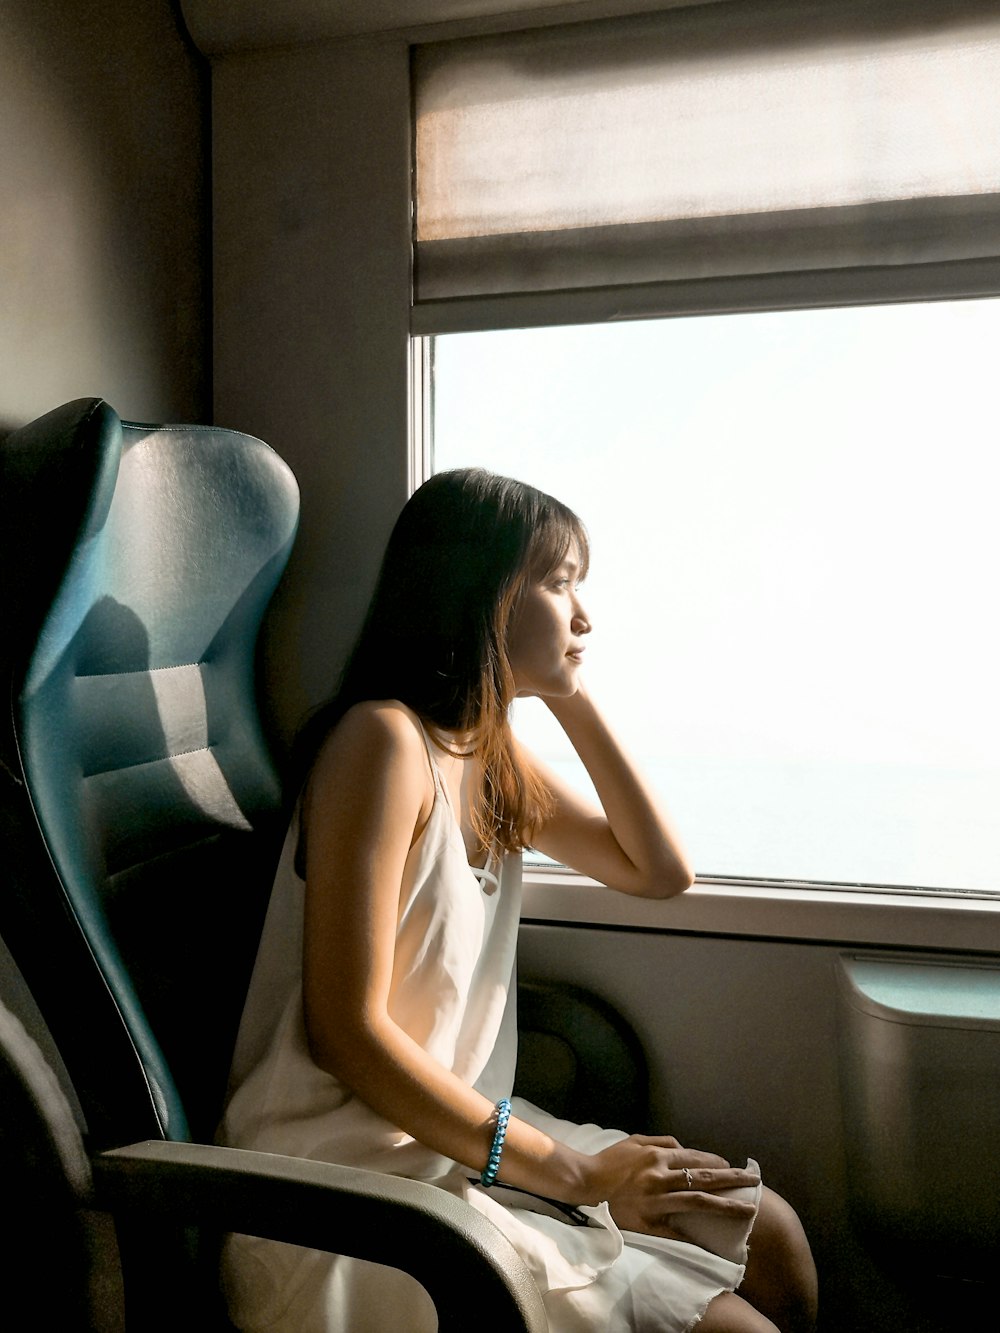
[474,850,501,894]
[416,720,445,796]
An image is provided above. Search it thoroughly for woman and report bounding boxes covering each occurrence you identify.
[220,470,817,1332]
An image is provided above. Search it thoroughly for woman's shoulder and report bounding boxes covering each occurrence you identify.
[303,701,436,833]
[315,698,429,771]
[299,701,436,870]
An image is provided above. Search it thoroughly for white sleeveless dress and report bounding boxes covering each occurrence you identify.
[218,724,760,1332]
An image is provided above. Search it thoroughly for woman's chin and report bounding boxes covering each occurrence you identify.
[514,678,579,701]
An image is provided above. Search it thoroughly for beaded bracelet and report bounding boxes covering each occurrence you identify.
[480,1097,511,1187]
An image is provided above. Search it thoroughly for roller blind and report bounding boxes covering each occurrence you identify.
[413,0,1000,304]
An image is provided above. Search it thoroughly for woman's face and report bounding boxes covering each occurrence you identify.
[506,544,591,697]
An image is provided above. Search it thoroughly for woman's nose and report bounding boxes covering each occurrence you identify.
[572,597,592,634]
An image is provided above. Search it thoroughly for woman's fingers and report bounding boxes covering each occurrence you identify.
[670,1166,760,1194]
[589,1134,761,1237]
[671,1149,732,1171]
[661,1190,758,1218]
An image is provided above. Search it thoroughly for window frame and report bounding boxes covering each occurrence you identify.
[412,260,1000,952]
[519,867,1000,952]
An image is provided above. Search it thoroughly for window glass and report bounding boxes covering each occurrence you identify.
[430,299,1000,894]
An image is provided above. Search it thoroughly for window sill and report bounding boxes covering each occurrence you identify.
[522,869,1000,953]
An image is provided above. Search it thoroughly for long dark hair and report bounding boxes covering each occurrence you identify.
[295,468,588,853]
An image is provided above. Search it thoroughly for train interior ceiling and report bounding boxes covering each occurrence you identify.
[2,1,999,1330]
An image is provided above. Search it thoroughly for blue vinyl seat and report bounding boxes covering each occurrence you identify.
[0,398,548,1331]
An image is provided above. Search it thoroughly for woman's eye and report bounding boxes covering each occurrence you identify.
[548,572,583,591]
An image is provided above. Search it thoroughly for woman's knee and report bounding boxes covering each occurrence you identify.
[697,1291,780,1333]
[749,1187,815,1272]
[740,1187,818,1333]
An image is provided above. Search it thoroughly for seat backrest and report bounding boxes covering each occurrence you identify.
[0,399,299,1148]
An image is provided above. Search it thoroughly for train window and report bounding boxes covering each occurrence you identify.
[429,296,1000,896]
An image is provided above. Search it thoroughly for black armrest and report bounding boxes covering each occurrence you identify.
[95,1140,548,1333]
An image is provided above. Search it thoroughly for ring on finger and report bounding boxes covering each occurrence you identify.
[682,1168,694,1190]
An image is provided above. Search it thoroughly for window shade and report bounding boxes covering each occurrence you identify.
[413,0,1000,304]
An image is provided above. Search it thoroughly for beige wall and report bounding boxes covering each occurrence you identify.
[212,38,413,741]
[0,0,209,433]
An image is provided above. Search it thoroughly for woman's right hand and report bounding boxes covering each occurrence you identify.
[580,1134,759,1237]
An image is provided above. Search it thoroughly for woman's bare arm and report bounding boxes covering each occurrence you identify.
[519,681,695,898]
[302,701,591,1198]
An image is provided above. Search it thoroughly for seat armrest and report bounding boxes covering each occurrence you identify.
[95,1140,548,1332]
